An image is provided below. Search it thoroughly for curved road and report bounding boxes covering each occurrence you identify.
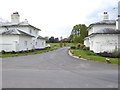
[2,47,118,88]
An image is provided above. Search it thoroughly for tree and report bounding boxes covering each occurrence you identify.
[47,36,59,43]
[49,36,55,43]
[70,24,88,43]
[54,38,59,43]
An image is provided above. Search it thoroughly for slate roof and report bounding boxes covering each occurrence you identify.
[37,36,46,40]
[87,20,116,31]
[91,20,116,25]
[0,21,41,31]
[84,28,120,40]
[1,29,34,37]
[92,28,120,34]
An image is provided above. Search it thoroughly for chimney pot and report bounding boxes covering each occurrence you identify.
[13,12,19,14]
[104,12,108,14]
[103,12,109,20]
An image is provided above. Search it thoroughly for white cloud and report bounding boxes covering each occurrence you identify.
[0,0,119,38]
[84,0,119,25]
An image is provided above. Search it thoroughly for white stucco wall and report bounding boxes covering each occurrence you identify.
[118,35,120,52]
[0,35,19,52]
[84,38,90,47]
[0,24,42,52]
[0,35,33,52]
[35,39,46,49]
[89,34,118,53]
[18,35,33,51]
[29,27,39,37]
[116,18,120,29]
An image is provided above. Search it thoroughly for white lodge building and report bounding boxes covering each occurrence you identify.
[0,12,46,52]
[84,11,120,53]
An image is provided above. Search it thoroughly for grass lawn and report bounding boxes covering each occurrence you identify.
[70,49,119,65]
[48,43,75,47]
[0,46,59,58]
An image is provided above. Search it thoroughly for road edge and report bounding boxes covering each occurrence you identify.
[68,49,118,65]
[68,49,87,61]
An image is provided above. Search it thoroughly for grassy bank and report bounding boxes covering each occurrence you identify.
[70,49,119,65]
[0,46,59,58]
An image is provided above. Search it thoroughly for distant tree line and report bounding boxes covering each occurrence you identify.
[69,24,88,44]
[45,24,88,44]
[45,36,59,43]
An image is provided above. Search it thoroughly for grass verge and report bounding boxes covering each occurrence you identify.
[0,47,59,58]
[70,49,119,65]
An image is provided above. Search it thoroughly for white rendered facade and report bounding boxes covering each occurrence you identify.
[0,12,46,52]
[84,11,120,53]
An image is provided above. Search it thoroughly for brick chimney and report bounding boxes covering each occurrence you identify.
[11,12,20,23]
[103,12,109,20]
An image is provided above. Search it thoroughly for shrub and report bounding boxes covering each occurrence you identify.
[31,49,36,52]
[1,50,6,54]
[11,51,16,54]
[77,43,81,49]
[86,51,96,56]
[60,43,63,47]
[83,46,90,51]
[76,43,85,49]
[70,46,76,49]
[98,51,120,58]
[24,50,29,53]
[64,43,66,46]
[54,45,57,47]
[19,50,24,53]
[80,44,85,49]
[111,51,120,58]
[97,52,111,57]
[28,50,31,52]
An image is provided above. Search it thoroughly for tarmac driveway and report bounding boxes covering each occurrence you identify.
[2,47,118,88]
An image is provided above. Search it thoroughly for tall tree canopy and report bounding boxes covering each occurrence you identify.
[70,24,88,43]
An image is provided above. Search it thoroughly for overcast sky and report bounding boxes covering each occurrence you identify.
[0,0,119,38]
